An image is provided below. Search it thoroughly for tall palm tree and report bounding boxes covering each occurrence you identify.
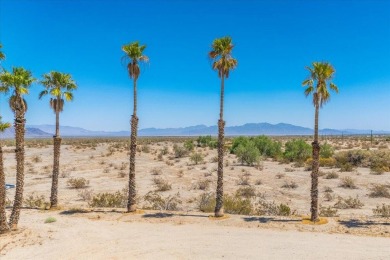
[39,71,77,209]
[0,117,11,234]
[122,41,148,212]
[0,67,35,229]
[209,36,237,217]
[302,62,338,222]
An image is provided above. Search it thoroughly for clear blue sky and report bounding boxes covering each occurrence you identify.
[0,0,389,131]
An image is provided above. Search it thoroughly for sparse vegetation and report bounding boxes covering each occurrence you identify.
[67,177,89,189]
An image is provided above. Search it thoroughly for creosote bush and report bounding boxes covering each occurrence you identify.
[325,171,339,179]
[190,152,204,165]
[67,177,89,189]
[334,196,364,209]
[153,177,172,191]
[235,186,256,198]
[319,206,338,217]
[198,193,253,215]
[23,194,49,208]
[369,184,390,198]
[373,204,390,218]
[340,176,357,189]
[89,190,127,208]
[143,191,182,211]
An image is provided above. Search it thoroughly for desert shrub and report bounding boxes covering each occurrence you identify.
[369,184,390,198]
[325,171,339,179]
[143,191,182,211]
[60,170,70,178]
[324,186,333,193]
[320,143,334,158]
[44,217,57,224]
[151,167,162,175]
[32,155,42,163]
[252,136,282,159]
[235,186,256,198]
[237,175,250,185]
[335,150,369,168]
[231,136,250,153]
[373,204,390,218]
[23,194,48,208]
[340,177,357,189]
[153,177,172,191]
[184,140,195,151]
[198,193,253,215]
[235,142,260,166]
[190,152,204,165]
[283,139,311,163]
[160,146,169,155]
[78,189,94,201]
[334,196,364,209]
[281,181,298,189]
[173,144,188,158]
[67,177,89,189]
[319,206,338,217]
[255,199,292,216]
[369,150,390,173]
[141,145,150,153]
[89,190,127,208]
[197,135,217,149]
[255,179,262,185]
[194,179,210,190]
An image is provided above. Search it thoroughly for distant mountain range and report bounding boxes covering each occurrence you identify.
[0,123,388,138]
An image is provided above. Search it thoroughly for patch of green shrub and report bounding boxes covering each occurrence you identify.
[283,139,311,163]
[89,190,127,208]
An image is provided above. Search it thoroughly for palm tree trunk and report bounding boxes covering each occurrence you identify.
[50,103,61,208]
[127,78,138,212]
[215,75,225,217]
[50,137,61,208]
[0,145,10,233]
[311,104,320,222]
[8,111,25,228]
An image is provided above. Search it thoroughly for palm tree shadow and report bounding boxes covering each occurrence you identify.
[142,213,174,218]
[243,217,301,223]
[338,219,390,228]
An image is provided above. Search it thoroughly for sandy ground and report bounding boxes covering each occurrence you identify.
[1,209,390,260]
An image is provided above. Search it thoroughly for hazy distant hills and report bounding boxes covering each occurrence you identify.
[0,123,386,138]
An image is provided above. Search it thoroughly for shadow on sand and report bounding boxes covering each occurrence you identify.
[338,219,390,228]
[243,217,301,223]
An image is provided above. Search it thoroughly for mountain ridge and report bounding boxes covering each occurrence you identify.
[0,123,384,138]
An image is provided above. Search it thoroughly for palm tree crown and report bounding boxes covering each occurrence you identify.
[122,42,149,80]
[209,36,237,78]
[39,71,77,113]
[0,43,5,62]
[302,62,338,107]
[0,67,35,113]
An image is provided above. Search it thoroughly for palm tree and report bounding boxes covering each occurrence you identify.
[0,117,11,234]
[0,43,5,63]
[0,67,35,229]
[122,41,148,212]
[39,71,77,209]
[209,36,237,217]
[302,62,338,222]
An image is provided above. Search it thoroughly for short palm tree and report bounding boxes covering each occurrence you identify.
[0,117,11,234]
[122,41,148,212]
[0,67,35,229]
[209,36,237,217]
[302,62,338,222]
[39,71,77,209]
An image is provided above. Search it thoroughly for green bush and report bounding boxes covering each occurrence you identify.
[197,136,217,149]
[252,136,282,159]
[235,142,260,166]
[334,196,364,209]
[283,139,311,163]
[184,140,194,151]
[190,152,204,165]
[198,193,253,215]
[320,142,334,158]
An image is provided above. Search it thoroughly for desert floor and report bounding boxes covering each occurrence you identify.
[1,138,390,259]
